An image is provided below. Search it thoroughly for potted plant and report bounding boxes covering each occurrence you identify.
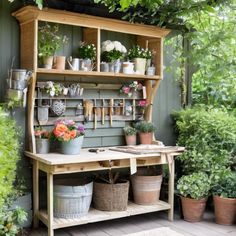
[123,126,137,146]
[212,170,236,225]
[127,45,151,75]
[120,81,143,98]
[177,172,211,222]
[93,171,129,211]
[101,40,127,73]
[51,119,85,155]
[34,127,50,154]
[78,42,96,71]
[135,121,156,144]
[38,23,68,69]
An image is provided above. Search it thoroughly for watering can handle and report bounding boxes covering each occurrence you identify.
[67,57,73,70]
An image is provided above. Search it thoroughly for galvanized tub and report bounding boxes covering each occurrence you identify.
[53,179,93,219]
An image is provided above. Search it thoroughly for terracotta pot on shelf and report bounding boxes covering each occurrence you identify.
[53,56,66,70]
[180,196,207,222]
[213,195,236,225]
[139,132,153,144]
[125,135,136,146]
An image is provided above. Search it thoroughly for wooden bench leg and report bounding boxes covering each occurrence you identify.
[33,160,39,228]
[168,158,175,221]
[47,172,54,236]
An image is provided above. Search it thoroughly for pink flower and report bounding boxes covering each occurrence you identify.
[123,87,131,94]
[138,100,147,107]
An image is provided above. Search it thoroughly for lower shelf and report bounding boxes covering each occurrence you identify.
[38,200,170,230]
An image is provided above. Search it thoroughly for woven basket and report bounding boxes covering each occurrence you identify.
[93,180,129,211]
[53,179,93,219]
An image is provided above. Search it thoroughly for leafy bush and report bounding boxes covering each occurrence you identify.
[0,107,26,235]
[177,172,211,200]
[0,108,20,209]
[212,171,236,198]
[173,107,236,174]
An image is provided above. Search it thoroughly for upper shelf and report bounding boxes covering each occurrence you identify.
[12,6,170,38]
[36,68,162,80]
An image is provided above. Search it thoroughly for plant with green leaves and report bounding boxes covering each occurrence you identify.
[0,107,27,235]
[123,126,137,136]
[127,45,151,60]
[78,42,96,60]
[38,23,68,58]
[177,172,211,200]
[173,107,236,174]
[212,171,236,198]
[135,121,156,133]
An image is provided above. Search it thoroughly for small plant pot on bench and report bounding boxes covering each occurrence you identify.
[53,179,93,219]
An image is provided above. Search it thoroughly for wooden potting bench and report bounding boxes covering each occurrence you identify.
[13,6,185,236]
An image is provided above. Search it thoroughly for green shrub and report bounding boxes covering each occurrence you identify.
[135,121,156,133]
[173,107,236,174]
[123,126,137,136]
[0,108,20,209]
[212,170,236,198]
[177,172,211,200]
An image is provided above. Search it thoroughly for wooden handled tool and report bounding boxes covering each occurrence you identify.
[110,99,113,126]
[94,107,97,129]
[102,99,105,125]
[132,99,136,120]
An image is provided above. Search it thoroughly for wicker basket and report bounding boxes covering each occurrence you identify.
[53,179,93,219]
[93,180,129,211]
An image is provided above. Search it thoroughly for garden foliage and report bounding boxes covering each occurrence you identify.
[173,107,236,174]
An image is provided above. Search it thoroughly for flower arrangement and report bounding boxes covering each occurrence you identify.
[44,81,63,97]
[34,128,50,139]
[38,23,68,58]
[137,100,147,107]
[123,126,137,136]
[78,42,96,60]
[52,119,85,142]
[101,40,127,62]
[127,45,152,60]
[120,81,143,97]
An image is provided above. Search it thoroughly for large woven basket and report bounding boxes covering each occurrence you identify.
[93,180,129,211]
[53,179,93,219]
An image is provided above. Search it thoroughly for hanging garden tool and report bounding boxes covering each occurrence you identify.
[94,99,97,129]
[83,99,93,122]
[102,99,105,125]
[109,99,114,126]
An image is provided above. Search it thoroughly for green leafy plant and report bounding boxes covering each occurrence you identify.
[135,121,156,133]
[123,126,137,136]
[127,45,151,60]
[38,23,68,58]
[0,107,27,235]
[173,107,236,174]
[212,171,236,198]
[177,172,211,200]
[78,42,96,60]
[44,81,63,97]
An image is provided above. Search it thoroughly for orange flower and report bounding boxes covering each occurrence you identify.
[55,123,68,133]
[63,132,71,141]
[69,130,77,139]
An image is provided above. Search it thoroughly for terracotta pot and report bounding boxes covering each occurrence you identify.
[125,135,136,146]
[213,195,236,225]
[131,169,162,205]
[181,196,207,222]
[139,132,153,144]
[53,56,66,70]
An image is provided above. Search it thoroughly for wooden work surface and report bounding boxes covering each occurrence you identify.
[25,146,184,166]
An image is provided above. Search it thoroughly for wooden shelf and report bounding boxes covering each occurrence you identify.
[37,68,162,80]
[38,201,171,229]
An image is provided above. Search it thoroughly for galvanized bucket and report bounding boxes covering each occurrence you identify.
[60,136,84,155]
